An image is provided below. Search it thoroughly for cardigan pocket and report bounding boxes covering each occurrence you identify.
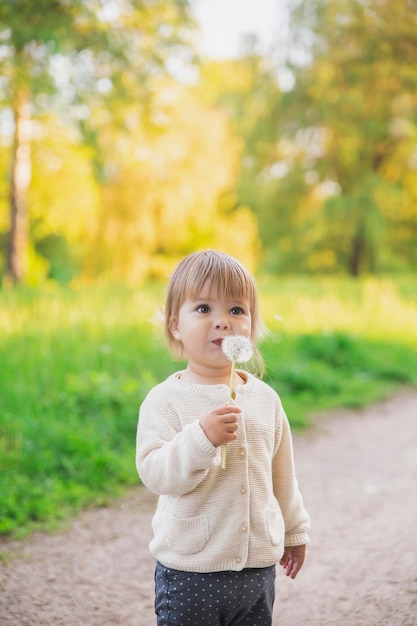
[166,514,210,555]
[266,505,284,546]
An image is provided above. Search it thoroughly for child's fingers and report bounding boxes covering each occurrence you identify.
[218,405,241,414]
[280,545,306,579]
[222,412,239,422]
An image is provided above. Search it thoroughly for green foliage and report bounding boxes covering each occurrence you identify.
[258,273,417,425]
[263,0,417,275]
[263,332,417,429]
[0,0,196,285]
[0,285,172,536]
[197,1,417,278]
[2,0,417,283]
[1,277,417,536]
[34,233,80,283]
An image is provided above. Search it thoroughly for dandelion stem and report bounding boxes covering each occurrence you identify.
[228,358,236,404]
[222,357,236,469]
[221,445,227,469]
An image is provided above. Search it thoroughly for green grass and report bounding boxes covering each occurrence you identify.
[0,285,172,536]
[1,276,417,537]
[258,274,417,427]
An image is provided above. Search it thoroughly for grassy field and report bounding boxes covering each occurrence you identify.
[1,276,417,537]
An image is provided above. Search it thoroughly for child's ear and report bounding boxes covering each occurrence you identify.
[170,319,180,340]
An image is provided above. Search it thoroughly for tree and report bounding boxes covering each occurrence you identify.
[270,0,417,275]
[0,0,194,284]
[197,48,284,268]
[88,77,259,282]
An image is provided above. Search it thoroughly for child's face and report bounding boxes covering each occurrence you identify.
[171,287,252,378]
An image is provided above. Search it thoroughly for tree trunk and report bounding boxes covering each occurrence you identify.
[5,88,32,285]
[349,231,364,277]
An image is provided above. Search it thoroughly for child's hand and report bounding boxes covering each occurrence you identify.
[279,544,306,579]
[199,406,241,447]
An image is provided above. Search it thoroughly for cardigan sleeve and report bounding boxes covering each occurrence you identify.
[136,395,221,496]
[272,400,311,546]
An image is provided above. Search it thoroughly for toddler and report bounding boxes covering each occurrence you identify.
[136,249,310,626]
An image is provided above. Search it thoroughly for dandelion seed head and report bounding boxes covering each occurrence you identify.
[222,335,253,363]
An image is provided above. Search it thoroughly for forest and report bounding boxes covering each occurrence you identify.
[1,0,416,285]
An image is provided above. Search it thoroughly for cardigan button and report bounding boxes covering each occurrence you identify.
[240,524,248,533]
[240,486,247,494]
[238,448,246,458]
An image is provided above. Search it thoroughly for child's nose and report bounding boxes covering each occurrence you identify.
[215,317,231,329]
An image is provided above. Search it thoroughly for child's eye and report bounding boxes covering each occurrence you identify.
[196,304,211,313]
[230,306,244,315]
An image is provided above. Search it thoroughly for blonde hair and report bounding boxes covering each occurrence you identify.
[164,250,265,376]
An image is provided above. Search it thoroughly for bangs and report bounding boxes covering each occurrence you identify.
[181,255,256,303]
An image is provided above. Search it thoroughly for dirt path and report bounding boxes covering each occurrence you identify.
[1,390,417,626]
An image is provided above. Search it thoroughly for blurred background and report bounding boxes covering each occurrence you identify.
[1,0,416,285]
[1,0,417,537]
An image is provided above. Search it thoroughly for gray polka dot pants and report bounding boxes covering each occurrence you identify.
[154,561,276,625]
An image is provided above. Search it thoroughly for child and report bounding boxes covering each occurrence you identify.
[136,250,310,626]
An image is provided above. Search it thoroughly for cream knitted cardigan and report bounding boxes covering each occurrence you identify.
[136,371,310,573]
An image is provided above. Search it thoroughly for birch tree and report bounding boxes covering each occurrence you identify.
[0,0,193,284]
